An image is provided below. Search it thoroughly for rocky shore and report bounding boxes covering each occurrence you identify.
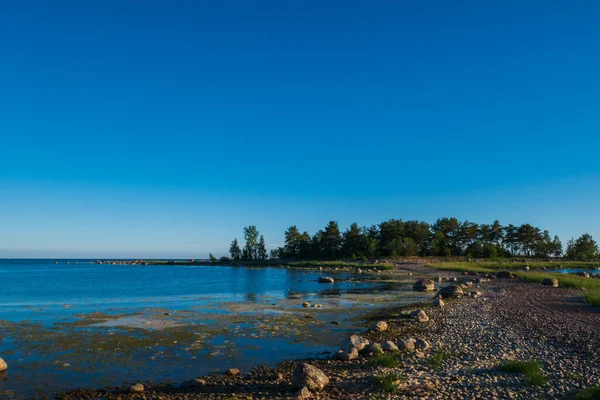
[52,264,600,399]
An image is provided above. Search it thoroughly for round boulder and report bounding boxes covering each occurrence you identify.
[411,309,429,323]
[437,285,464,298]
[415,338,430,350]
[398,339,415,351]
[413,279,435,291]
[368,342,383,354]
[577,271,590,278]
[496,271,515,279]
[542,278,559,287]
[433,298,445,307]
[341,334,370,353]
[382,341,398,352]
[371,321,388,332]
[0,358,6,372]
[291,363,330,392]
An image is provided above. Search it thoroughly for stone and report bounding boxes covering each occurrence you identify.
[314,304,323,308]
[542,278,559,287]
[496,271,515,279]
[398,339,416,351]
[371,321,388,332]
[523,266,530,271]
[131,383,144,393]
[226,368,241,376]
[180,379,207,388]
[335,347,359,361]
[437,285,464,298]
[291,363,329,392]
[413,279,435,291]
[341,334,370,352]
[450,277,458,282]
[302,302,311,308]
[415,339,430,350]
[0,358,6,372]
[295,386,311,399]
[318,276,335,283]
[433,298,445,307]
[470,291,482,298]
[577,271,590,278]
[412,310,429,322]
[369,342,383,353]
[399,310,412,318]
[382,341,399,352]
[330,320,340,325]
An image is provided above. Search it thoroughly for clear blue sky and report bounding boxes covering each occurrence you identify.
[1,1,599,258]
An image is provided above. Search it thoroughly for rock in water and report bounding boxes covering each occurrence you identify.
[318,276,335,283]
[226,368,241,376]
[341,334,370,352]
[291,363,329,391]
[302,302,310,308]
[0,358,7,372]
[413,279,435,291]
[437,285,464,298]
[542,278,559,287]
[371,321,388,332]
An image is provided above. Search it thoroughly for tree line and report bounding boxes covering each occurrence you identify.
[225,218,599,261]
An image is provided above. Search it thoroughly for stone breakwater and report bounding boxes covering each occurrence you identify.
[53,266,600,399]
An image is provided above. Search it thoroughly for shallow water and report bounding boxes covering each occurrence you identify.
[554,268,600,275]
[0,259,431,398]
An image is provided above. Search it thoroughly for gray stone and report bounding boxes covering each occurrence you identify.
[542,278,559,287]
[131,383,144,393]
[437,285,464,298]
[341,334,370,352]
[415,338,430,350]
[398,339,416,351]
[369,342,383,353]
[371,321,388,332]
[382,341,399,351]
[413,279,435,291]
[291,363,329,392]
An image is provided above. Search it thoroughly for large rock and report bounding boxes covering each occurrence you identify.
[577,271,590,278]
[496,271,515,279]
[542,278,559,287]
[0,358,6,372]
[294,386,311,399]
[341,334,370,353]
[291,363,329,392]
[131,383,144,393]
[412,279,435,291]
[382,341,398,352]
[412,310,429,322]
[398,339,415,351]
[437,285,464,298]
[226,368,241,377]
[433,298,445,307]
[334,347,359,361]
[371,321,388,332]
[368,342,383,354]
[318,276,335,283]
[415,338,430,350]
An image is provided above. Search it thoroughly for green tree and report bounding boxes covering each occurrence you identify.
[257,235,268,260]
[566,234,599,260]
[342,223,367,258]
[550,235,563,257]
[229,238,241,261]
[209,253,217,262]
[321,221,342,259]
[243,225,260,260]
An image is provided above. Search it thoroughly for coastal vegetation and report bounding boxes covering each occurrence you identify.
[372,372,402,393]
[227,218,598,261]
[498,360,546,386]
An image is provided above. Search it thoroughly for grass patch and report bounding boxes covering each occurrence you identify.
[373,372,402,393]
[288,261,395,270]
[514,271,600,306]
[575,386,600,400]
[498,360,546,386]
[368,352,400,368]
[426,350,453,371]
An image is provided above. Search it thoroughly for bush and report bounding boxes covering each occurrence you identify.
[372,373,402,393]
[368,352,400,368]
[498,360,546,386]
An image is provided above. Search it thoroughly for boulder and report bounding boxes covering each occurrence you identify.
[382,341,398,352]
[433,298,445,307]
[369,342,383,353]
[470,291,482,298]
[449,277,458,282]
[341,334,369,353]
[415,339,430,350]
[542,278,559,287]
[302,302,311,308]
[131,383,145,393]
[496,271,515,279]
[180,379,207,388]
[371,321,388,332]
[0,358,6,372]
[411,310,429,322]
[334,347,359,361]
[399,310,412,318]
[412,279,435,291]
[226,368,241,377]
[318,276,335,283]
[437,285,464,298]
[523,266,530,271]
[577,271,590,278]
[291,363,329,392]
[398,339,416,351]
[294,386,311,399]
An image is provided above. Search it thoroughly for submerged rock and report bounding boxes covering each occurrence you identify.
[291,363,329,392]
[318,276,335,283]
[413,279,435,291]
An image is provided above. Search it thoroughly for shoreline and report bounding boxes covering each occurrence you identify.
[52,263,600,399]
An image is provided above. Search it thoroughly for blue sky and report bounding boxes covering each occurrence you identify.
[1,1,599,258]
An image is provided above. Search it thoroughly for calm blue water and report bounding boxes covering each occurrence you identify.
[0,259,426,397]
[555,268,600,275]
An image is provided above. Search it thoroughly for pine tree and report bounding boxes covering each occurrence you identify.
[257,235,268,260]
[229,238,241,261]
